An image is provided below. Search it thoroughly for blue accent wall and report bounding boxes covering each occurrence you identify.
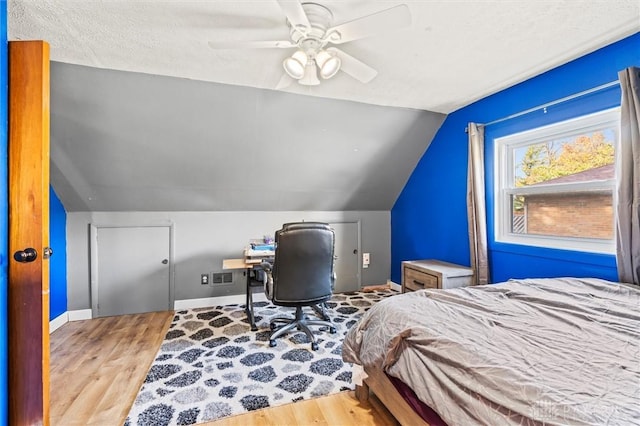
[50,187,67,321]
[392,33,640,284]
[0,1,8,423]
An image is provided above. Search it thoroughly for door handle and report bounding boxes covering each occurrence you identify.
[161,259,168,264]
[43,247,53,259]
[14,248,37,263]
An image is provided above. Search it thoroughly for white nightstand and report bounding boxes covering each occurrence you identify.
[402,259,473,292]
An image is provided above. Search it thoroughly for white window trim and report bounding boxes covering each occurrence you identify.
[494,108,619,254]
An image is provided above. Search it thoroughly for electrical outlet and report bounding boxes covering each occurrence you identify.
[201,273,209,285]
[363,253,370,269]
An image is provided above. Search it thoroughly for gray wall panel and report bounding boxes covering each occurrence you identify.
[51,62,445,213]
[66,211,92,310]
[67,210,390,310]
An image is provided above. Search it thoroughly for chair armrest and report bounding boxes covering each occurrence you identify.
[331,256,337,290]
[260,261,272,273]
[260,261,274,299]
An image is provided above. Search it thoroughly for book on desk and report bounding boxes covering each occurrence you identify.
[244,245,275,264]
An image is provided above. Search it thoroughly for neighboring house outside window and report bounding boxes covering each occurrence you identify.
[521,164,614,240]
[495,108,618,254]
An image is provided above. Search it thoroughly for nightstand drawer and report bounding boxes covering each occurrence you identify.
[404,267,438,291]
[402,259,473,292]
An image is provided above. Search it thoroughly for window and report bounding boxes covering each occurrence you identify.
[494,108,619,253]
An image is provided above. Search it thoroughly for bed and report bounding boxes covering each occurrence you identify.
[342,277,640,425]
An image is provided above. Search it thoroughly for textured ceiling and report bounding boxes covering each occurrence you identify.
[9,0,640,113]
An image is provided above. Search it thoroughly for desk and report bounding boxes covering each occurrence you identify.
[223,255,331,332]
[222,258,265,331]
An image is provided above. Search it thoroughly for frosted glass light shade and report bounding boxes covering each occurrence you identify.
[299,62,320,86]
[282,50,308,79]
[315,50,341,79]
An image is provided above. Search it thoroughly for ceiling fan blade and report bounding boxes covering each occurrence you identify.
[328,47,377,83]
[326,4,411,44]
[276,0,310,29]
[208,40,295,49]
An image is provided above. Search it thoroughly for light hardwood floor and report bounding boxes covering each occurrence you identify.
[50,311,397,426]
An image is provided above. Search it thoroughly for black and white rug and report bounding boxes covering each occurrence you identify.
[125,290,396,426]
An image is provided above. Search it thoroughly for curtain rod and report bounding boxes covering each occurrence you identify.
[465,80,619,132]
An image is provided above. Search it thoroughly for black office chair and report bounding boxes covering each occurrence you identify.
[260,222,337,351]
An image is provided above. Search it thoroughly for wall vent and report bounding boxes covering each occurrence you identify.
[212,272,233,285]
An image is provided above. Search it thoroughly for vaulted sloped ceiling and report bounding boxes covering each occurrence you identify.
[50,62,445,212]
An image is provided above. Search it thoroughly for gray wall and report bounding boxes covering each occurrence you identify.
[50,62,445,213]
[66,210,390,310]
[53,63,443,313]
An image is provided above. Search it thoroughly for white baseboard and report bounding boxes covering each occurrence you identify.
[387,279,402,292]
[51,284,391,331]
[174,292,268,310]
[49,312,68,334]
[49,309,92,334]
[68,309,92,321]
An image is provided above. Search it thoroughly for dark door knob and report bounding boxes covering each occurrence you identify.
[161,259,168,264]
[14,248,37,263]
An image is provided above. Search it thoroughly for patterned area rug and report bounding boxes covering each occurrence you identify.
[125,290,396,426]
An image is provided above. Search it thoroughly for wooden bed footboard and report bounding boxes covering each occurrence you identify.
[356,366,429,425]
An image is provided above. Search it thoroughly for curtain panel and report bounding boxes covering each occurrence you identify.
[467,123,489,285]
[616,67,640,285]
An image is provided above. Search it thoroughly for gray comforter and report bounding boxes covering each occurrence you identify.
[342,277,640,425]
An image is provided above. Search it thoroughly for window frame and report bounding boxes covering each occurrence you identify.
[494,107,619,254]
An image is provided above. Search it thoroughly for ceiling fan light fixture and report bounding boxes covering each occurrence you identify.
[299,62,320,86]
[315,49,341,79]
[283,50,308,79]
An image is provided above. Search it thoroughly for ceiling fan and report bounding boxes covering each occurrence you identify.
[208,0,411,87]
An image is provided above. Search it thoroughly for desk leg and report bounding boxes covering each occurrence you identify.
[245,268,258,331]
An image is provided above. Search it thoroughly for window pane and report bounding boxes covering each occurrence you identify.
[496,108,618,253]
[513,129,616,187]
[510,191,613,239]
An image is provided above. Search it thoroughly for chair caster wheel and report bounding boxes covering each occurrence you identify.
[311,342,319,351]
[269,340,277,347]
[329,327,337,334]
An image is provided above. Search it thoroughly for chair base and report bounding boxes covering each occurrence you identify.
[269,305,336,351]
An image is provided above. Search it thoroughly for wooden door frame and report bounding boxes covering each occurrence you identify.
[8,40,51,426]
[89,222,175,317]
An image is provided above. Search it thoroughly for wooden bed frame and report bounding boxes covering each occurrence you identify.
[355,366,429,425]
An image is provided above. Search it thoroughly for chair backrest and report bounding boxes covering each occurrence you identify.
[271,222,335,306]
